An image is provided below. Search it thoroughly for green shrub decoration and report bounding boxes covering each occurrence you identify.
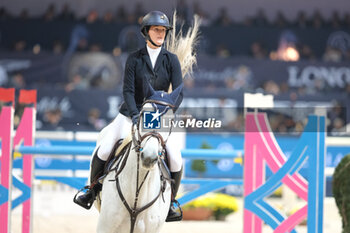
[191,159,207,173]
[191,141,212,173]
[333,154,350,233]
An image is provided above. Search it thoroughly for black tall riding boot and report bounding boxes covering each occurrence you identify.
[166,167,183,222]
[74,150,106,209]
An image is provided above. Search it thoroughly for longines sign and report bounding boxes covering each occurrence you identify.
[288,65,350,88]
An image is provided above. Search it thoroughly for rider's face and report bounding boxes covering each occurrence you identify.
[148,25,166,47]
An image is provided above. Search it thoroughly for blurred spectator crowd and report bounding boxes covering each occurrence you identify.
[1,1,350,62]
[1,1,350,29]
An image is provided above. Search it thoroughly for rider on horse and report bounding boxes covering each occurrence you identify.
[74,11,184,222]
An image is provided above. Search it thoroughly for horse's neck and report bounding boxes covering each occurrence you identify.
[123,142,147,179]
[119,142,161,206]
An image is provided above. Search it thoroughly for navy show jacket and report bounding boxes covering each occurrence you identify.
[119,46,183,118]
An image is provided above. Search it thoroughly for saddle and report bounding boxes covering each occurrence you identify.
[102,134,171,186]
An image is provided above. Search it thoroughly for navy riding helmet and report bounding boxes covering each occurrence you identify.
[140,11,173,42]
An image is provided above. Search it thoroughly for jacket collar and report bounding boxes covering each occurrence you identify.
[141,45,166,72]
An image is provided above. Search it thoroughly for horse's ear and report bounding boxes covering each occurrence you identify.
[169,83,183,104]
[145,81,156,97]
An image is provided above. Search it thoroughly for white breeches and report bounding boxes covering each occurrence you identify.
[96,113,183,172]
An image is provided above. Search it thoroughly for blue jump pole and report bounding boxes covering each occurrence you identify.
[16,146,242,159]
[16,146,94,155]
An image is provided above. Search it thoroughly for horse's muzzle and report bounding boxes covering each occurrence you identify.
[141,152,158,169]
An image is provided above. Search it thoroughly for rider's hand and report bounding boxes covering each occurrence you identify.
[132,115,139,125]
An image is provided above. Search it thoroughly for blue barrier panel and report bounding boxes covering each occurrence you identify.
[15,146,243,204]
[13,158,90,170]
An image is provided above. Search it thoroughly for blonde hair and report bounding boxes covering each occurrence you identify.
[166,12,201,92]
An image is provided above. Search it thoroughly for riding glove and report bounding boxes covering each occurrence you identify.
[132,115,139,125]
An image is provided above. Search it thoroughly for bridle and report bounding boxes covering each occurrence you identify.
[112,99,175,233]
[132,99,175,156]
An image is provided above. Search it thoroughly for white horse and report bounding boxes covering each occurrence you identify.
[96,85,182,233]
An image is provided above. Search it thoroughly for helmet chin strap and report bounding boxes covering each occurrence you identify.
[145,31,162,47]
[147,36,162,48]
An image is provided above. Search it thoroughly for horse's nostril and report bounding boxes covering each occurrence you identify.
[142,155,157,168]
